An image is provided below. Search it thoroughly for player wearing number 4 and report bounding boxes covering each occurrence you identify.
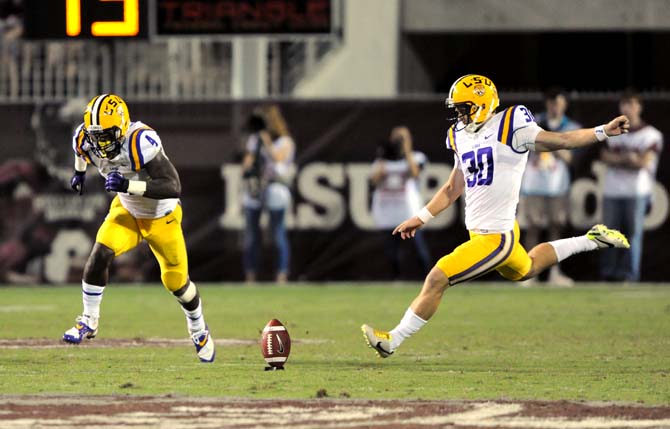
[63,94,215,362]
[362,74,631,358]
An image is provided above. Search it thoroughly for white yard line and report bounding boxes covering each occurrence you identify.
[0,337,328,349]
[0,305,56,313]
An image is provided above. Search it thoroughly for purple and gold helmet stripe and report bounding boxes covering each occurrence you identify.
[89,94,109,127]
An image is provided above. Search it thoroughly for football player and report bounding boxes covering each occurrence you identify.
[362,74,630,358]
[62,94,215,363]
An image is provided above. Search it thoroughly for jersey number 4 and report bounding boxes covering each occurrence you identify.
[462,147,494,187]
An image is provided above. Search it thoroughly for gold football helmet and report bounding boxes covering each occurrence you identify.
[83,94,130,158]
[445,74,499,131]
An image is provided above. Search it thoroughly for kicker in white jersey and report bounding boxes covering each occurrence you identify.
[446,104,542,232]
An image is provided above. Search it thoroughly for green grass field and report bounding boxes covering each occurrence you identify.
[1,283,669,404]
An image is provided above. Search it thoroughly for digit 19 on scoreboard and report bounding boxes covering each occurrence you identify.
[23,0,149,39]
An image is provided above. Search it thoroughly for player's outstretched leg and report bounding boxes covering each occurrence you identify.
[362,267,448,358]
[521,224,629,281]
[172,280,215,363]
[63,243,113,343]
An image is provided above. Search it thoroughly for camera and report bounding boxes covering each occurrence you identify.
[379,136,405,160]
[247,113,267,133]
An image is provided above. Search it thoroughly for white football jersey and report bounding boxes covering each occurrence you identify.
[447,105,541,232]
[72,120,179,219]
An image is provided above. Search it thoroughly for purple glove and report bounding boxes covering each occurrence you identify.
[70,171,86,195]
[105,171,129,193]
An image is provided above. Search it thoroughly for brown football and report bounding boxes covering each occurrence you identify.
[261,319,291,368]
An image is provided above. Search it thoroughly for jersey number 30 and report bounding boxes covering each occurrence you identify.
[462,147,494,187]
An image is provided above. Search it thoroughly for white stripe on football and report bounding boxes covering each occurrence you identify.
[263,325,287,333]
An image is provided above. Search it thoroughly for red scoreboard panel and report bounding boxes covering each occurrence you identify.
[156,0,332,35]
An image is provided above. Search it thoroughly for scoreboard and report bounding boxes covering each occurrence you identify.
[23,0,332,39]
[24,0,149,38]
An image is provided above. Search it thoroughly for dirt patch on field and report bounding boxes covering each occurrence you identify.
[1,396,669,429]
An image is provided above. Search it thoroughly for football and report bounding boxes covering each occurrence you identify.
[261,319,291,369]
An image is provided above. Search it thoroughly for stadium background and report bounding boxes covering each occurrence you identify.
[1,0,669,283]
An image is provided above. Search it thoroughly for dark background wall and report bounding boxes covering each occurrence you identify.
[1,97,667,282]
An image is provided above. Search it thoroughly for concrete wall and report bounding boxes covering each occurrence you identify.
[294,0,400,98]
[403,0,670,32]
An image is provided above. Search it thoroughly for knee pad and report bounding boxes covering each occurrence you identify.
[161,269,188,293]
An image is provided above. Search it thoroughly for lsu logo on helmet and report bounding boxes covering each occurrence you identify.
[446,74,499,131]
[83,94,130,159]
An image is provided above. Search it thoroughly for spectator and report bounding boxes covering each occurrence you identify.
[371,126,432,279]
[0,0,23,98]
[241,105,295,284]
[600,91,663,282]
[520,89,580,286]
[0,159,51,284]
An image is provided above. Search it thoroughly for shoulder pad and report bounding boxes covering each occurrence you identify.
[497,105,536,146]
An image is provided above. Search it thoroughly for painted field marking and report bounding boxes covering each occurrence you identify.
[0,337,327,349]
[0,305,56,313]
[1,397,670,429]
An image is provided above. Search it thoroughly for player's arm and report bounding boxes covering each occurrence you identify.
[70,124,89,195]
[532,115,630,152]
[393,167,465,240]
[105,151,181,199]
[424,167,464,218]
[70,154,87,195]
[140,152,181,199]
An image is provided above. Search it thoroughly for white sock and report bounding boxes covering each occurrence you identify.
[82,281,104,320]
[389,308,427,351]
[183,301,206,333]
[548,236,598,262]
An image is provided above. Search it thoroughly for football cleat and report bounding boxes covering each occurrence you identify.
[191,326,215,363]
[361,324,394,358]
[587,224,630,249]
[63,315,98,344]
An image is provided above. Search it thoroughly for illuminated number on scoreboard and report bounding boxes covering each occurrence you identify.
[66,0,139,37]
